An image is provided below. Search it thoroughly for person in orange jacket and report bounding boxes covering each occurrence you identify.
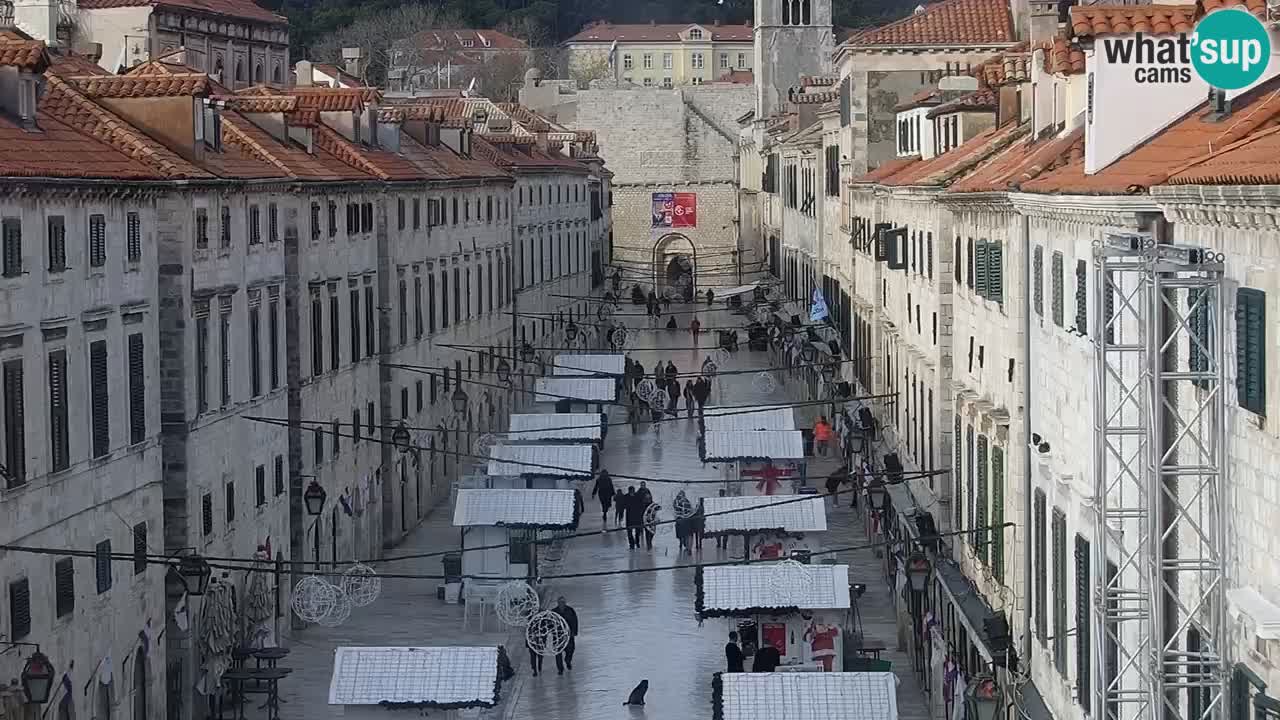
[814,416,834,457]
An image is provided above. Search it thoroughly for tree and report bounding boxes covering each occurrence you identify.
[310,4,463,87]
[568,51,612,89]
[471,53,533,101]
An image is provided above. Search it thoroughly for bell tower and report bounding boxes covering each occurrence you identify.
[753,0,835,119]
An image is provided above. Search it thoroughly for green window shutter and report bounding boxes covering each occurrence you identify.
[1075,259,1088,335]
[1189,288,1210,390]
[988,242,1004,305]
[990,446,1005,579]
[1033,246,1044,317]
[954,236,962,285]
[954,414,963,530]
[975,241,989,298]
[975,434,989,565]
[1236,288,1266,415]
[1075,534,1093,715]
[1034,490,1047,644]
[1052,251,1065,327]
[1052,508,1068,675]
[966,425,976,547]
[1104,270,1116,344]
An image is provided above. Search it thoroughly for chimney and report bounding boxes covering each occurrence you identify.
[341,47,366,81]
[1028,0,1059,48]
[12,0,59,45]
[295,59,313,87]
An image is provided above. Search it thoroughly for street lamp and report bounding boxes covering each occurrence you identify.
[966,676,1003,720]
[303,479,327,516]
[520,342,537,363]
[496,358,512,383]
[866,479,888,512]
[391,422,412,452]
[565,320,579,342]
[905,551,932,592]
[176,554,213,596]
[800,343,818,364]
[451,386,469,415]
[20,650,54,704]
[820,361,838,383]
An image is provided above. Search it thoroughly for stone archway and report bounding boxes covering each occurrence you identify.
[652,233,696,301]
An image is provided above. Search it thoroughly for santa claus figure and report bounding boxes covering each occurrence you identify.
[804,620,840,671]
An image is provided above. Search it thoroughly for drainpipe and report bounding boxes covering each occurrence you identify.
[1020,212,1034,666]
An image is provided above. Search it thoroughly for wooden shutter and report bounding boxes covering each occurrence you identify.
[128,333,145,444]
[328,292,340,372]
[1075,534,1092,713]
[1052,508,1068,674]
[48,215,66,271]
[1033,246,1043,317]
[48,349,69,472]
[927,232,934,279]
[976,434,989,564]
[965,425,975,547]
[363,285,374,357]
[967,237,976,289]
[1075,259,1089,334]
[349,288,361,361]
[268,203,278,242]
[95,539,112,593]
[256,464,266,506]
[202,492,213,536]
[988,243,1004,305]
[133,522,147,575]
[1188,288,1209,388]
[89,340,109,457]
[1052,252,1065,327]
[1236,288,1266,415]
[991,445,1005,578]
[225,480,235,522]
[3,359,25,484]
[1,218,21,277]
[273,455,284,496]
[250,304,262,396]
[1034,490,1047,643]
[88,214,106,267]
[8,578,30,639]
[54,557,74,618]
[954,236,962,284]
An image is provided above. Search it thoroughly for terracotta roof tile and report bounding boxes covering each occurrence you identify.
[220,95,297,113]
[949,126,1084,192]
[48,52,111,76]
[896,89,944,111]
[794,91,838,104]
[721,69,754,84]
[882,122,1029,186]
[851,156,921,184]
[406,28,530,51]
[845,0,1015,47]
[1202,0,1265,14]
[474,135,589,173]
[398,134,511,182]
[0,110,159,180]
[312,123,424,181]
[485,133,536,145]
[1163,124,1280,184]
[1042,34,1085,75]
[565,21,753,43]
[77,0,286,25]
[1069,4,1197,38]
[980,48,1030,87]
[285,87,380,112]
[0,30,49,70]
[496,103,553,133]
[1024,75,1280,194]
[65,73,209,98]
[927,88,998,118]
[286,108,318,127]
[219,115,369,181]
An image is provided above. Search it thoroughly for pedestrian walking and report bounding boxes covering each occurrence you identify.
[526,636,544,676]
[553,597,579,674]
[691,501,706,550]
[592,469,615,524]
[628,399,641,434]
[572,486,584,528]
[705,289,715,305]
[665,360,678,385]
[690,317,701,336]
[624,487,644,549]
[676,511,691,553]
[666,316,678,330]
[725,631,745,672]
[666,380,679,415]
[637,481,653,506]
[814,416,834,457]
[662,295,672,312]
[683,380,696,418]
[653,361,664,384]
[825,464,850,507]
[614,488,627,525]
[695,377,711,415]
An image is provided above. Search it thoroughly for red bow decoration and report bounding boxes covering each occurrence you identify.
[745,464,788,495]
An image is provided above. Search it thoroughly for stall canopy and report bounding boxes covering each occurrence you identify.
[701,406,796,433]
[714,282,762,300]
[328,646,501,709]
[533,377,616,404]
[487,444,593,478]
[553,353,626,377]
[702,495,827,536]
[700,430,805,463]
[711,671,899,720]
[452,488,576,529]
[508,413,603,443]
[695,564,850,618]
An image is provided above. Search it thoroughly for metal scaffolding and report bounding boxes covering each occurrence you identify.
[1093,232,1228,720]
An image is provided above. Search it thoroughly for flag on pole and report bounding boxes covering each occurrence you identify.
[607,39,619,68]
[809,288,829,323]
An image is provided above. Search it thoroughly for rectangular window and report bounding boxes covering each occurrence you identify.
[126,211,142,262]
[331,419,340,457]
[441,270,449,329]
[329,291,340,371]
[1033,246,1043,317]
[126,333,144,444]
[975,434,989,565]
[1052,507,1068,674]
[364,284,375,357]
[202,492,213,536]
[623,54,632,70]
[398,278,408,343]
[3,359,26,484]
[269,295,280,389]
[54,557,74,618]
[310,202,321,241]
[350,287,361,362]
[965,425,975,547]
[48,349,68,472]
[1236,287,1266,415]
[643,53,652,69]
[313,427,323,466]
[8,578,30,639]
[397,198,405,230]
[692,52,704,69]
[416,380,424,412]
[953,236,962,285]
[88,214,106,267]
[219,305,231,406]
[453,268,461,324]
[953,414,963,530]
[412,198,421,229]
[273,455,284,496]
[47,215,66,272]
[95,539,112,593]
[663,53,673,69]
[133,522,147,575]
[1075,259,1088,334]
[220,205,231,248]
[400,387,409,419]
[255,464,266,506]
[1076,534,1092,713]
[990,445,1005,578]
[414,276,423,338]
[249,304,262,397]
[1051,251,1065,327]
[310,291,323,377]
[366,402,374,436]
[89,340,109,458]
[738,52,746,68]
[248,204,261,245]
[267,203,278,243]
[966,237,975,289]
[427,272,437,334]
[225,480,235,523]
[328,200,338,238]
[195,208,209,249]
[987,242,1004,304]
[197,312,210,411]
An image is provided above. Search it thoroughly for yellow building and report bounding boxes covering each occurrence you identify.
[564,21,753,87]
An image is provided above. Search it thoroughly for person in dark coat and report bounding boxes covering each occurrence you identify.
[683,380,696,418]
[825,464,850,507]
[552,596,579,674]
[665,316,678,330]
[613,488,627,524]
[675,509,692,553]
[572,487,584,528]
[666,380,679,415]
[725,632,745,672]
[691,501,706,550]
[706,289,716,305]
[624,486,644,549]
[653,361,664,383]
[592,469,615,524]
[526,635,544,676]
[752,643,782,672]
[694,377,711,415]
[665,361,678,384]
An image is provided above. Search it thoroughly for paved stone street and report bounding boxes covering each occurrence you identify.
[264,303,931,720]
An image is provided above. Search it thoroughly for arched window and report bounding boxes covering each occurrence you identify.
[801,0,811,24]
[212,57,224,81]
[132,648,148,720]
[271,63,281,84]
[253,62,262,83]
[234,58,245,83]
[782,0,790,24]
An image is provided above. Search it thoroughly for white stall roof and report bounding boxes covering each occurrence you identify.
[328,646,499,707]
[702,406,796,432]
[487,444,593,477]
[702,430,805,461]
[715,282,762,299]
[703,495,827,534]
[700,564,850,612]
[533,377,616,403]
[452,488,576,527]
[508,413,602,442]
[553,353,626,377]
[714,672,899,720]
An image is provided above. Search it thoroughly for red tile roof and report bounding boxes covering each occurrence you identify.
[1163,124,1280,185]
[474,136,590,173]
[65,73,210,98]
[406,29,529,51]
[496,103,553,133]
[398,134,512,182]
[565,21,753,43]
[720,69,754,84]
[77,0,286,24]
[872,122,1029,187]
[0,30,49,70]
[221,95,298,113]
[949,127,1084,192]
[845,0,1015,47]
[801,75,838,87]
[48,52,112,76]
[977,43,1030,86]
[1069,4,1197,38]
[927,88,998,118]
[1203,0,1265,14]
[1024,75,1280,194]
[0,111,159,179]
[1042,34,1085,75]
[851,156,921,184]
[896,89,944,111]
[284,87,381,112]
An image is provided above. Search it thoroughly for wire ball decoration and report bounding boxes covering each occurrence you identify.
[341,563,381,608]
[526,610,571,657]
[291,575,339,624]
[316,584,353,627]
[715,348,732,364]
[609,326,629,350]
[753,372,779,395]
[473,432,500,457]
[635,378,657,401]
[649,388,669,411]
[672,493,697,519]
[701,360,718,378]
[643,502,672,537]
[494,581,541,627]
[769,559,815,604]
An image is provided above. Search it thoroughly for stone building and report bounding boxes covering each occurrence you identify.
[564,21,753,88]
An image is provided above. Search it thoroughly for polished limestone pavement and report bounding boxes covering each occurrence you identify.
[257,302,931,720]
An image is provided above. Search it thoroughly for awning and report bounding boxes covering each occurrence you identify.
[700,430,805,462]
[696,564,850,618]
[553,353,626,377]
[487,444,593,478]
[451,488,576,528]
[714,282,761,300]
[507,413,603,442]
[712,672,898,720]
[933,560,998,664]
[328,646,499,708]
[702,495,827,535]
[533,377,616,403]
[701,406,796,432]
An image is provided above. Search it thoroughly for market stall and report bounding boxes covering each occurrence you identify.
[507,413,606,447]
[486,444,594,489]
[453,488,576,599]
[553,353,626,377]
[696,564,852,671]
[328,646,506,718]
[533,377,616,413]
[700,430,808,496]
[710,671,899,720]
[701,405,796,434]
[702,494,827,559]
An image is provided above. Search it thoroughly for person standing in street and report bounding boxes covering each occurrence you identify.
[653,361,664,384]
[552,597,579,674]
[526,636,544,677]
[624,486,644,549]
[614,488,627,525]
[637,482,653,506]
[725,631,745,672]
[591,469,615,524]
[690,317,701,336]
[683,379,696,418]
[814,416,834,457]
[695,376,710,416]
[572,486,584,528]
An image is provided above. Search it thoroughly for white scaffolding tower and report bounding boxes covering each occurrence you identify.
[1093,233,1228,720]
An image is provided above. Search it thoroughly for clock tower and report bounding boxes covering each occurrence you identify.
[754,0,835,119]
